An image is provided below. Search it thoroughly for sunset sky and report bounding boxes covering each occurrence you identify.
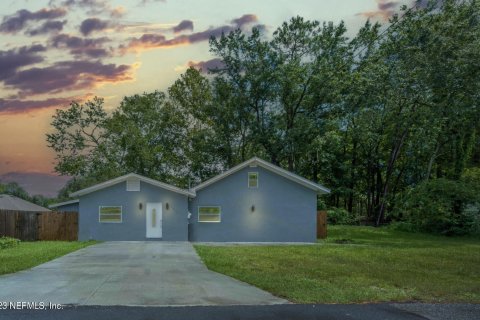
[0,0,410,179]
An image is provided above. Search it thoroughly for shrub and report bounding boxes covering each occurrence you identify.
[327,208,357,225]
[0,237,20,249]
[393,178,480,236]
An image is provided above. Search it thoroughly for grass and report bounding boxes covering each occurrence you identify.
[194,226,480,303]
[0,241,97,275]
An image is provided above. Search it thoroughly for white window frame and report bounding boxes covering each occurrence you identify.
[99,206,123,223]
[248,172,258,188]
[198,206,221,223]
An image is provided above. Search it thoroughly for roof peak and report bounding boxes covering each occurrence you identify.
[70,173,195,198]
[192,157,330,194]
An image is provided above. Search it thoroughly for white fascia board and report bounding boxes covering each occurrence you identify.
[193,157,330,194]
[70,173,195,198]
[192,159,256,192]
[48,199,79,208]
[254,158,330,194]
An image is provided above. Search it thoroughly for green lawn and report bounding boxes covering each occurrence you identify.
[194,226,480,303]
[0,241,97,275]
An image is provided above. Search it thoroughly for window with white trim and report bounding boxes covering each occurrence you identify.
[198,206,221,223]
[99,206,122,223]
[248,172,258,188]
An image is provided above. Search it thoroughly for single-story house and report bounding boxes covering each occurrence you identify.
[51,157,329,242]
[0,194,50,212]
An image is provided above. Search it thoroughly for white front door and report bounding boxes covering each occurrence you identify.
[146,202,162,238]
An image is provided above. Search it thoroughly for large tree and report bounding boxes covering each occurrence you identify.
[47,0,480,229]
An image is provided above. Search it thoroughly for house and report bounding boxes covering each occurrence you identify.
[52,157,329,242]
[0,194,50,212]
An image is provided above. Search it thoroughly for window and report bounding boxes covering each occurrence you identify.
[198,206,221,223]
[126,179,140,191]
[99,206,122,223]
[248,172,258,188]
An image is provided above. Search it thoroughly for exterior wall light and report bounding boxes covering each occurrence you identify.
[251,205,255,212]
[166,202,170,210]
[139,202,143,210]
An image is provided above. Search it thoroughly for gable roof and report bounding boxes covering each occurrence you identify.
[70,173,195,197]
[192,157,330,194]
[0,194,50,212]
[48,199,79,209]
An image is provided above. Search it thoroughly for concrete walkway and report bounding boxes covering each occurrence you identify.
[0,242,287,306]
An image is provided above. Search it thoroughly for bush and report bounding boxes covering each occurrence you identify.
[327,208,357,225]
[393,178,480,236]
[0,237,20,249]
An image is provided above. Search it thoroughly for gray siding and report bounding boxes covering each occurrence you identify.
[79,181,188,241]
[52,203,79,212]
[189,166,317,242]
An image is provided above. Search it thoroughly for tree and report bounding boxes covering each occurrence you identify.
[46,97,111,178]
[46,1,480,234]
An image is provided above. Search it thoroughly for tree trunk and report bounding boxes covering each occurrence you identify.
[348,139,357,213]
[376,128,408,226]
[426,141,440,181]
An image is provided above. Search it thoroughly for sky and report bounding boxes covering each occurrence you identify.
[0,0,410,178]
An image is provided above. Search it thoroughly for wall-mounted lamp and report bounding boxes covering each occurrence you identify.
[139,202,143,210]
[166,202,170,210]
[251,205,255,212]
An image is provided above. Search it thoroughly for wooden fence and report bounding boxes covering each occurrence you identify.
[0,210,78,241]
[317,210,327,239]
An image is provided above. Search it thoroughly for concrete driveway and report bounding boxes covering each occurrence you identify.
[0,242,287,306]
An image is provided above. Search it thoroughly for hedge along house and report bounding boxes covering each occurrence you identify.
[61,157,329,242]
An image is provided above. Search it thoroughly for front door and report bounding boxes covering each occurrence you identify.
[146,202,162,238]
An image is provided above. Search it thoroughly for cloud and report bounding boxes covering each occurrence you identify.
[55,0,105,13]
[0,96,79,114]
[231,14,258,28]
[80,18,110,36]
[110,6,126,18]
[60,0,103,7]
[27,20,67,36]
[121,14,260,54]
[173,20,193,33]
[139,0,166,5]
[188,58,224,73]
[0,8,67,34]
[0,45,46,81]
[378,1,398,11]
[412,0,443,9]
[357,0,399,21]
[50,33,112,58]
[51,0,126,17]
[2,60,133,96]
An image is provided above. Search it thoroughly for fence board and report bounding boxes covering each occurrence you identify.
[15,212,38,241]
[0,210,17,238]
[38,211,78,241]
[65,212,78,241]
[317,210,327,239]
[0,211,5,236]
[0,210,77,241]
